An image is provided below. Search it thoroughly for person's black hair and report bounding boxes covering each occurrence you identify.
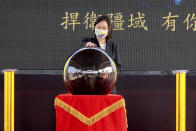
[94,15,113,40]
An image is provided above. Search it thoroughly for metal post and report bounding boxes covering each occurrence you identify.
[173,70,188,131]
[3,69,16,131]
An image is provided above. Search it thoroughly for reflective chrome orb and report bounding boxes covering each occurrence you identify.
[63,48,117,95]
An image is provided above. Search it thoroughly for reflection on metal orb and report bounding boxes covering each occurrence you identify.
[63,48,117,95]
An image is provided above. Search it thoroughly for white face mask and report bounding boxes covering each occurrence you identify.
[95,28,108,39]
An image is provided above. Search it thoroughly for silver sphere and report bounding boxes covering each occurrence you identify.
[63,48,117,95]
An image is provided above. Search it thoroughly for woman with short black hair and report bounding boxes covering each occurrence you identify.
[81,15,121,71]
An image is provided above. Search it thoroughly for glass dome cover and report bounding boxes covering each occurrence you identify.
[63,48,117,95]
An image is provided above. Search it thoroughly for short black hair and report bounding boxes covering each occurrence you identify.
[94,15,113,40]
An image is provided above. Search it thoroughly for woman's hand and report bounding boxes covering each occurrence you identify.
[85,42,97,47]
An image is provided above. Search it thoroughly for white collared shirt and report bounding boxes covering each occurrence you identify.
[99,43,106,50]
